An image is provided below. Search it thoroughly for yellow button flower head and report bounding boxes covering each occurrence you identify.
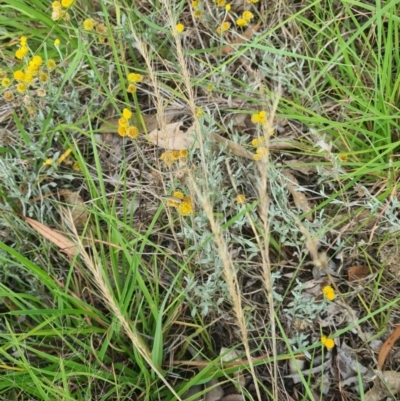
[122,108,132,119]
[16,83,27,94]
[23,72,34,84]
[127,73,143,83]
[175,23,185,33]
[52,8,62,21]
[14,70,25,81]
[216,21,230,34]
[321,336,335,350]
[47,59,56,69]
[236,18,247,27]
[242,11,254,21]
[126,126,139,139]
[191,0,199,7]
[39,72,49,83]
[52,1,61,8]
[178,197,193,216]
[31,55,43,67]
[20,36,28,46]
[117,126,127,137]
[15,46,29,60]
[3,91,14,102]
[61,0,74,7]
[253,146,268,161]
[194,10,203,18]
[251,137,265,147]
[225,4,231,11]
[251,110,267,124]
[1,78,11,88]
[83,18,96,31]
[118,118,128,127]
[54,39,60,47]
[236,194,246,204]
[127,84,137,94]
[322,285,335,301]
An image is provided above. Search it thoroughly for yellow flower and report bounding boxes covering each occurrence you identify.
[16,83,27,93]
[253,146,268,161]
[20,36,28,46]
[14,70,25,81]
[251,110,267,124]
[122,108,132,119]
[242,11,254,21]
[191,0,199,7]
[47,59,56,69]
[178,197,193,216]
[173,191,184,199]
[127,84,137,94]
[54,39,60,47]
[216,0,226,6]
[117,126,127,137]
[52,1,61,8]
[61,0,74,7]
[321,336,335,350]
[43,159,53,167]
[1,78,11,88]
[225,4,231,11]
[23,72,34,84]
[338,153,348,162]
[26,64,40,76]
[251,137,265,147]
[196,108,203,117]
[193,10,203,18]
[39,72,49,82]
[236,18,248,27]
[160,151,174,168]
[83,19,96,31]
[126,126,139,139]
[175,23,185,33]
[236,194,246,204]
[72,161,80,171]
[216,21,230,34]
[179,149,188,158]
[3,91,14,102]
[15,46,29,60]
[118,118,128,127]
[127,73,143,83]
[322,285,335,301]
[31,55,43,67]
[96,23,107,34]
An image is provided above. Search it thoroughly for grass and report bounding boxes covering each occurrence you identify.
[1,0,400,400]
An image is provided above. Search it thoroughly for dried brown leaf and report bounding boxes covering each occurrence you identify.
[378,326,400,370]
[24,216,77,258]
[365,371,400,401]
[282,170,313,221]
[59,189,88,229]
[221,22,261,54]
[210,133,253,159]
[348,265,370,281]
[148,121,197,150]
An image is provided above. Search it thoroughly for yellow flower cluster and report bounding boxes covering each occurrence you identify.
[127,73,143,94]
[160,149,188,168]
[15,36,29,60]
[191,0,203,18]
[251,136,268,161]
[117,108,139,139]
[51,0,73,21]
[322,285,335,301]
[167,191,194,216]
[5,43,52,98]
[251,110,267,124]
[321,336,335,350]
[216,21,230,34]
[236,11,254,27]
